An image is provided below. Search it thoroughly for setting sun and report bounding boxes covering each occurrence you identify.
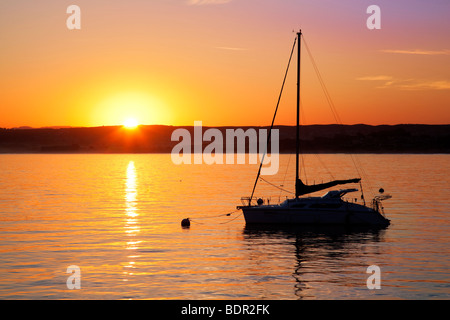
[124,118,139,129]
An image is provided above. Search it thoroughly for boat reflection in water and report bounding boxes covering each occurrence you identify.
[242,224,387,299]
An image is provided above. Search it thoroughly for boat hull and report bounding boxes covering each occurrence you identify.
[241,206,390,226]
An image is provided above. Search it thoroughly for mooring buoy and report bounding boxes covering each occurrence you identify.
[181,218,190,227]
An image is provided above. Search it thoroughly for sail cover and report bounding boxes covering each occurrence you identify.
[296,178,361,197]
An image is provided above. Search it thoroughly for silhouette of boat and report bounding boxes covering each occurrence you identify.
[237,31,391,226]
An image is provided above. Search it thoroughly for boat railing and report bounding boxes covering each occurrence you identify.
[242,196,368,207]
[371,194,392,216]
[342,196,362,204]
[240,196,288,207]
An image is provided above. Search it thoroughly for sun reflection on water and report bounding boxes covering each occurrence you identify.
[124,160,141,278]
[125,161,138,219]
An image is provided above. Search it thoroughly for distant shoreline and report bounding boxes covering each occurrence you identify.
[1,124,449,154]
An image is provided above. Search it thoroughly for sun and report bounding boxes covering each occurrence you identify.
[123,118,139,129]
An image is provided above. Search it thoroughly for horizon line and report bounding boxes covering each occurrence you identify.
[2,123,450,130]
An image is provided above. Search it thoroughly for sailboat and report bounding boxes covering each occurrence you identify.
[237,31,391,226]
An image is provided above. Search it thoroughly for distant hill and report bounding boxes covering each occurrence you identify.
[0,124,449,153]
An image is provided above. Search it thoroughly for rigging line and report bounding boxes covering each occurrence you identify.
[260,176,295,195]
[302,35,364,177]
[301,155,308,184]
[302,35,378,199]
[302,35,343,126]
[278,152,292,198]
[313,153,335,180]
[300,93,335,181]
[249,36,297,201]
[354,156,375,199]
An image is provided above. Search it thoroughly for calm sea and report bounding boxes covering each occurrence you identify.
[0,154,449,300]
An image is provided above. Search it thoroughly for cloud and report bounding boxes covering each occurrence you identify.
[357,76,450,90]
[357,75,396,88]
[215,46,247,51]
[356,75,393,81]
[398,80,450,91]
[187,0,232,5]
[381,49,450,55]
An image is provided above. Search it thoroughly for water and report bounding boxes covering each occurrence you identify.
[0,154,449,299]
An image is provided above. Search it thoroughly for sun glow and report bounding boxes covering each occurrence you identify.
[90,91,173,127]
[124,118,139,129]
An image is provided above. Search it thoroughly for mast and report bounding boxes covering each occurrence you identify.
[295,30,302,198]
[293,30,361,198]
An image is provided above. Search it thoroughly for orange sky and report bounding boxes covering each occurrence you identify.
[1,0,449,128]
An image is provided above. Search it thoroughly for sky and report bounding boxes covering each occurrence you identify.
[0,0,449,128]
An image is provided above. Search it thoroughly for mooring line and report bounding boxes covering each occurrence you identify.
[184,209,242,226]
